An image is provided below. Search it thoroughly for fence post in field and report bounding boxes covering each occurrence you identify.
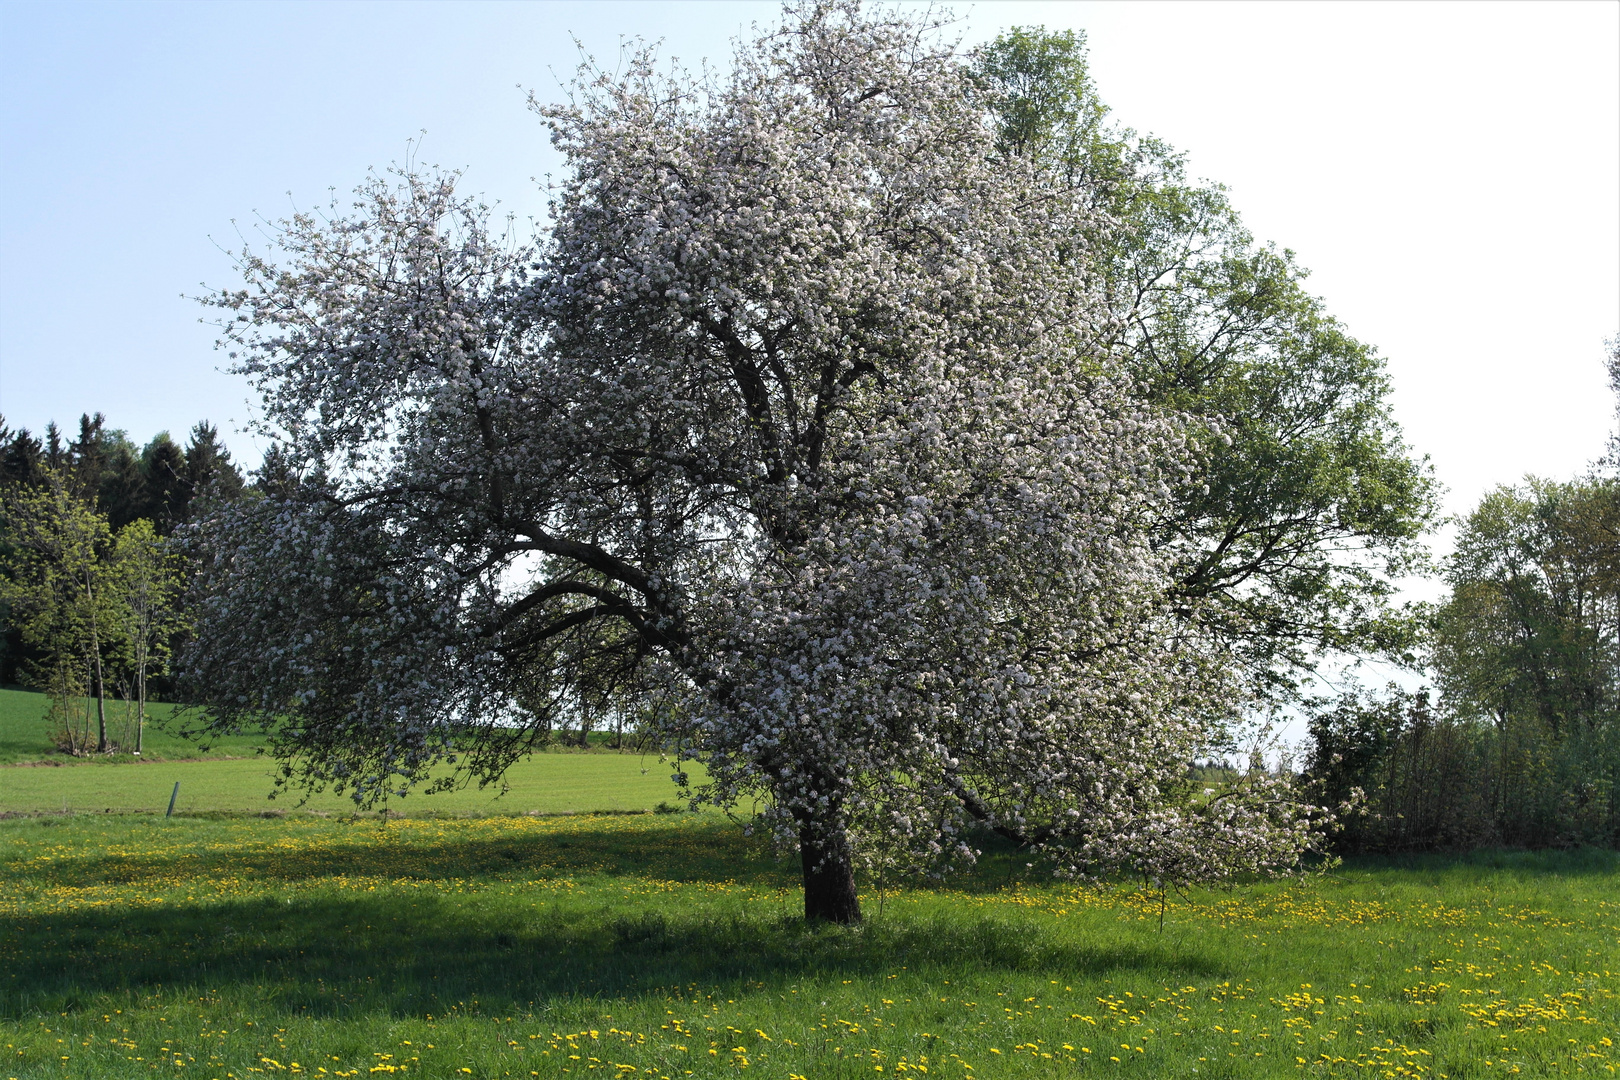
[165,781,179,818]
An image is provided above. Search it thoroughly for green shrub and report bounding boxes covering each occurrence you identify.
[1306,684,1620,852]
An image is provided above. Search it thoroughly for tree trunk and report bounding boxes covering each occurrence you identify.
[800,824,862,924]
[135,659,145,755]
[91,647,107,754]
[87,570,108,753]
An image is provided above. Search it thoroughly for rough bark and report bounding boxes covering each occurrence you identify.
[800,824,862,924]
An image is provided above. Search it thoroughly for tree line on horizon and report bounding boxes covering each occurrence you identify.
[0,413,245,535]
[0,412,256,752]
[9,390,1617,854]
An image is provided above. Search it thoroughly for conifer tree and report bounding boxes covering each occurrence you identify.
[0,420,45,489]
[43,423,66,472]
[183,422,245,504]
[139,434,190,531]
[68,414,109,504]
[99,435,147,531]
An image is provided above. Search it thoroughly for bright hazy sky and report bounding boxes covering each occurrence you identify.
[2,1,1616,533]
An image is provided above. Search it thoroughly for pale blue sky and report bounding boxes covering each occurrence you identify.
[2,1,1616,527]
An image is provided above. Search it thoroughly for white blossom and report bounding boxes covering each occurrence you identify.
[183,1,1329,922]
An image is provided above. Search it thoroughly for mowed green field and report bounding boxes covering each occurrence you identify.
[0,688,701,816]
[0,688,267,765]
[0,753,698,816]
[1,815,1617,1079]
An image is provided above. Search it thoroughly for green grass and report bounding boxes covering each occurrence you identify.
[0,687,265,764]
[0,753,700,816]
[0,813,1616,1079]
[0,687,703,816]
[1,686,644,766]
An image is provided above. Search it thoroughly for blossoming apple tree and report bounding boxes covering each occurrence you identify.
[184,2,1326,922]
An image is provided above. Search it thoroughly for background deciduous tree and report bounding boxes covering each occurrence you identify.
[1308,386,1620,851]
[1432,479,1620,734]
[0,472,123,753]
[112,518,186,753]
[974,28,1438,700]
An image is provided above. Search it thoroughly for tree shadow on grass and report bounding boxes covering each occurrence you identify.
[1,815,1236,1020]
[1,889,1223,1020]
[0,815,794,891]
[0,816,1101,896]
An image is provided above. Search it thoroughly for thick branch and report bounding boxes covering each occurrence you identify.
[509,520,655,595]
[943,770,1059,850]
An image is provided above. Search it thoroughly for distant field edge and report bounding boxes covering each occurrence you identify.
[0,752,261,766]
[0,805,705,822]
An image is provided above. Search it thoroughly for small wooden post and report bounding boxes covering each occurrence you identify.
[165,782,180,818]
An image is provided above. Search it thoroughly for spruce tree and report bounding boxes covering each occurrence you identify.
[99,436,147,530]
[0,421,45,489]
[139,433,189,532]
[67,414,109,504]
[43,423,66,472]
[184,422,245,504]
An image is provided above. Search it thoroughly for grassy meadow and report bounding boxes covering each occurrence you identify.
[0,689,267,765]
[2,816,1617,1079]
[1,689,1617,1079]
[0,753,698,817]
[0,688,698,816]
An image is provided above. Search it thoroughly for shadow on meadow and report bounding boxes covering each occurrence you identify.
[1341,845,1620,882]
[2,815,1228,1018]
[1,815,792,890]
[2,888,1223,1019]
[10,814,1609,1023]
[0,814,1064,894]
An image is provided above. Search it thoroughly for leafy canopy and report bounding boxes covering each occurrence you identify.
[975,28,1438,698]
